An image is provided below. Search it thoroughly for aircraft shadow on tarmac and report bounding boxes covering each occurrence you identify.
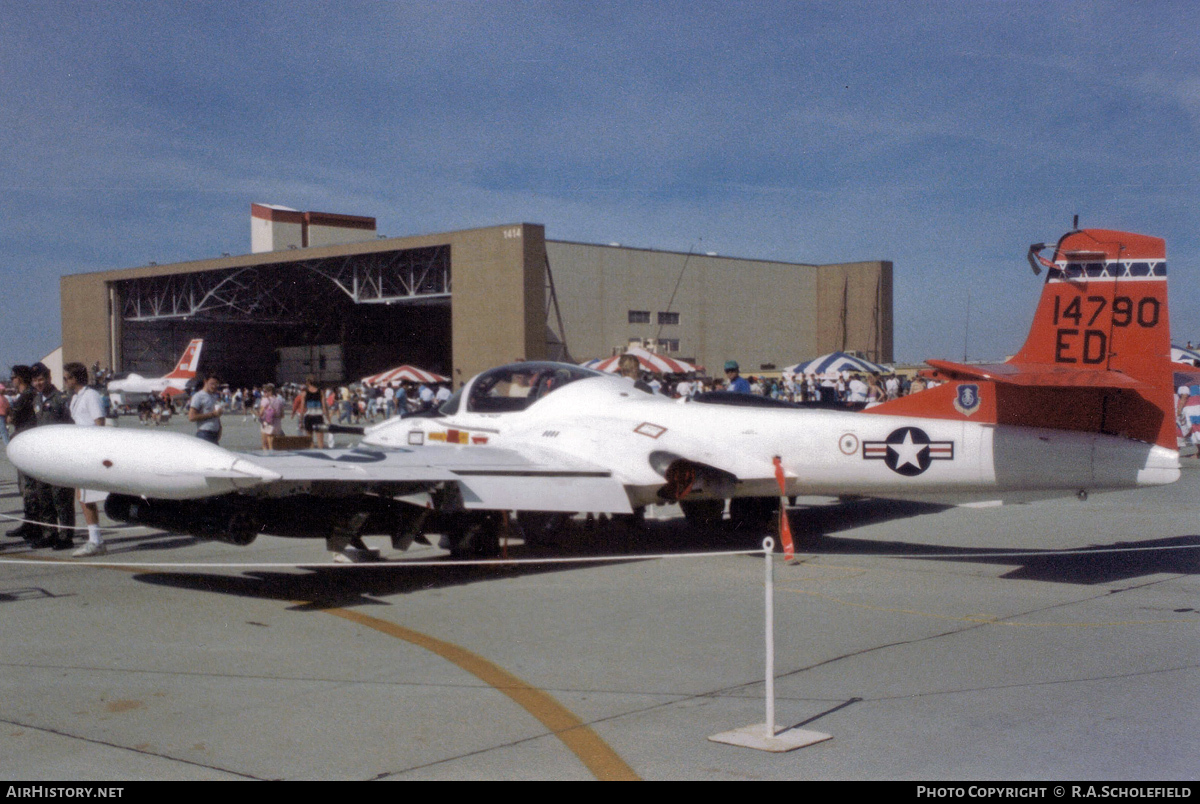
[133,551,655,611]
[798,531,1200,585]
[784,498,1200,586]
[129,510,834,608]
[92,496,1198,603]
[131,519,703,610]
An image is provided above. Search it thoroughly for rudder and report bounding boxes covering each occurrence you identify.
[916,228,1175,450]
[1010,229,1173,448]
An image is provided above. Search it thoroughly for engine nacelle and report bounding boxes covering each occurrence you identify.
[649,451,739,501]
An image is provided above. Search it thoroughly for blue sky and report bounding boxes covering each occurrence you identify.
[2,0,1198,370]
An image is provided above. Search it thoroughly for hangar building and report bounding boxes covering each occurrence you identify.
[60,206,892,388]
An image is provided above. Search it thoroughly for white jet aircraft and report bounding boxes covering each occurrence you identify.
[106,339,203,396]
[8,229,1180,559]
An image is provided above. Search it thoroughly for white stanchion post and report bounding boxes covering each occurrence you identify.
[708,537,833,753]
[763,536,775,737]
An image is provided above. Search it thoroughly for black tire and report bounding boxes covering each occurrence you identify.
[680,498,725,529]
[613,506,646,530]
[727,497,779,535]
[448,512,502,558]
[224,510,260,546]
[516,511,571,546]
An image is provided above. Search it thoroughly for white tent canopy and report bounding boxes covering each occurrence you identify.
[361,365,449,386]
[581,346,698,375]
[1171,343,1200,366]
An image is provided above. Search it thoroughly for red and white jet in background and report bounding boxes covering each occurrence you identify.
[8,229,1180,559]
[106,339,204,397]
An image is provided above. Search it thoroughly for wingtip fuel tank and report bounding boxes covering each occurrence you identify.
[7,425,281,500]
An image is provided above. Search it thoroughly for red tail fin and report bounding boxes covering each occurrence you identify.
[1005,229,1173,448]
[911,230,1173,450]
[1010,229,1168,375]
[165,339,203,379]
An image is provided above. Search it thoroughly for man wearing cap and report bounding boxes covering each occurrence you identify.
[724,360,751,394]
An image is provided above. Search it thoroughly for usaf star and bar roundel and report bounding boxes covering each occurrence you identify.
[862,427,954,476]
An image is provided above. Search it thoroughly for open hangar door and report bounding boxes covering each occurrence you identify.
[112,244,453,389]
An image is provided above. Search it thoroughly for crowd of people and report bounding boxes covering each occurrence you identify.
[106,375,456,445]
[5,362,108,556]
[620,354,935,405]
[1,362,462,557]
[185,376,455,446]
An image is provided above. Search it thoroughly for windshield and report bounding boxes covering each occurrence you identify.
[466,362,603,413]
[437,387,463,416]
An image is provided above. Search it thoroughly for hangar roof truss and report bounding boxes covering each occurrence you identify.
[298,245,450,304]
[117,245,451,323]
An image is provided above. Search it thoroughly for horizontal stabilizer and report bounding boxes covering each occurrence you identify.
[925,359,1148,390]
[872,230,1174,449]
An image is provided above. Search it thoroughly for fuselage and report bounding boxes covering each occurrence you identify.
[107,375,189,395]
[364,369,1180,510]
[107,338,203,396]
[7,364,1179,513]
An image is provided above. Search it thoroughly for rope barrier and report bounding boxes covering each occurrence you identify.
[0,546,767,569]
[0,537,1195,568]
[791,543,1200,560]
[0,511,150,533]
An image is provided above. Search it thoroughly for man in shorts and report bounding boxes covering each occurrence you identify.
[64,362,108,557]
[188,373,224,444]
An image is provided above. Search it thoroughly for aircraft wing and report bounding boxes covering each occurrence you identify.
[248,445,634,513]
[5,427,633,514]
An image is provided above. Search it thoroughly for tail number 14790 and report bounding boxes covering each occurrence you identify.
[1053,295,1161,364]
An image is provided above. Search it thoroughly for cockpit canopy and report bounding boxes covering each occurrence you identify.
[442,362,607,415]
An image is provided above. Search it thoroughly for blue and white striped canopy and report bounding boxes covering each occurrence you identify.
[1172,343,1200,366]
[784,351,887,377]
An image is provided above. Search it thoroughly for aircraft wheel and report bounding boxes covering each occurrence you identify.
[680,498,725,530]
[448,512,502,558]
[727,497,779,535]
[613,506,646,530]
[516,511,571,546]
[607,506,647,552]
[224,510,260,546]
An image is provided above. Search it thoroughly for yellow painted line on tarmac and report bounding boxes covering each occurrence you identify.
[322,606,640,781]
[9,553,639,778]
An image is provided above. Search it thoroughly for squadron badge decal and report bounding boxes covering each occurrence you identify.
[863,427,954,476]
[953,383,982,417]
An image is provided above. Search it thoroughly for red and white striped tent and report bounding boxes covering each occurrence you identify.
[361,365,449,387]
[583,346,698,375]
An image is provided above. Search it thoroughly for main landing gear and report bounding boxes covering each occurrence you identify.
[727,497,780,535]
[442,511,504,559]
[680,496,787,543]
